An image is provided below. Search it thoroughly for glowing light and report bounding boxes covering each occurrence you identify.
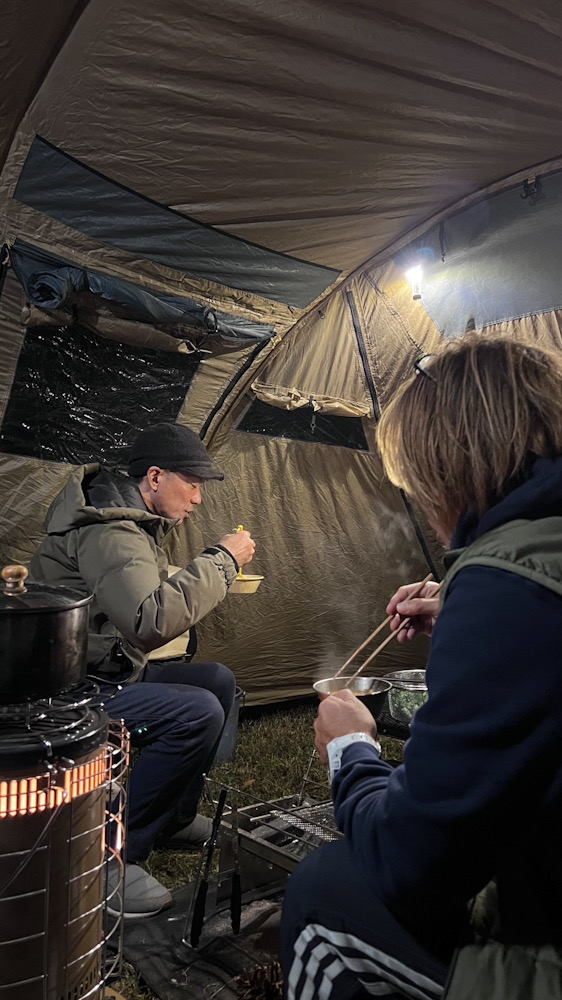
[405,265,423,300]
[0,749,111,819]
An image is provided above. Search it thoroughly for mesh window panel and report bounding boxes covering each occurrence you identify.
[0,324,200,464]
[238,398,369,450]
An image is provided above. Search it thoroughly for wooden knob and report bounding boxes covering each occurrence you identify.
[2,564,29,595]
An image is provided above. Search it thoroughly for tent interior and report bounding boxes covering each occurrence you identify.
[2,0,562,704]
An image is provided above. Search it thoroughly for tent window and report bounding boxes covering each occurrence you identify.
[237,398,369,450]
[15,137,340,309]
[0,323,200,465]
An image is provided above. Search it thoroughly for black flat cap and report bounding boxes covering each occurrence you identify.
[128,422,224,481]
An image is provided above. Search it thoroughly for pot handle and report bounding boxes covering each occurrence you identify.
[2,564,29,595]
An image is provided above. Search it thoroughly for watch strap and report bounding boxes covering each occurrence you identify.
[327,732,381,782]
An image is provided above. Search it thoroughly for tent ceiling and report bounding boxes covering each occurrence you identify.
[4,0,562,279]
[0,1,88,172]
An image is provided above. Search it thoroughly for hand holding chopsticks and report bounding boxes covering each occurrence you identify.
[332,573,440,687]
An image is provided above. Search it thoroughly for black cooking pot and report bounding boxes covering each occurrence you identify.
[0,564,92,704]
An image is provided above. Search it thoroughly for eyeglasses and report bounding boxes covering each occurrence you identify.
[413,354,437,383]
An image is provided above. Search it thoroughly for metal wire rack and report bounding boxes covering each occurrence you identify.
[183,766,340,948]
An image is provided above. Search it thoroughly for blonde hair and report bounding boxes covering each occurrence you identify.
[377,334,562,537]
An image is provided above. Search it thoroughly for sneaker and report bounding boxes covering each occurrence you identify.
[156,813,213,850]
[106,860,173,918]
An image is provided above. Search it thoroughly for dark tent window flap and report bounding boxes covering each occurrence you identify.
[238,398,369,450]
[0,323,201,465]
[14,136,340,308]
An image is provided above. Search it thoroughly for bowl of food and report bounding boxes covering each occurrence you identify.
[228,574,264,595]
[313,676,392,718]
[382,669,428,725]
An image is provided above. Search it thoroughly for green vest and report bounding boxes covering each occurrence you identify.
[441,516,562,602]
[442,515,562,999]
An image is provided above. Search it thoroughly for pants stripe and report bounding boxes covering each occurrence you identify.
[288,923,444,1000]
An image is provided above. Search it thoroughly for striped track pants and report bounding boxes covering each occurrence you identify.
[281,840,455,1000]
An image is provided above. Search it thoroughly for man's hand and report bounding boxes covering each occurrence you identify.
[314,689,378,763]
[386,580,441,642]
[219,530,256,568]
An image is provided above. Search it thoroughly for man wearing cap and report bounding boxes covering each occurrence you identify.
[29,422,256,917]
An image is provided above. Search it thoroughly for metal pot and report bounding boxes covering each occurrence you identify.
[0,564,92,704]
[313,676,392,719]
[382,669,428,726]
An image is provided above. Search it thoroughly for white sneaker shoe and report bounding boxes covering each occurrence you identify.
[106,861,173,918]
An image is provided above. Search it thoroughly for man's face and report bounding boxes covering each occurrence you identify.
[146,469,204,521]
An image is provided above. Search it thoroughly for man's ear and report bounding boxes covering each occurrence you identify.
[146,466,165,490]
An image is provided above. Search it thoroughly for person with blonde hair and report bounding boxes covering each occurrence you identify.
[281,335,562,1000]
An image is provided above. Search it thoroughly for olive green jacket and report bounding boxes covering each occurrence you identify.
[28,464,237,681]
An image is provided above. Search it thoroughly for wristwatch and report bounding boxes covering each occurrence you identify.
[327,732,381,782]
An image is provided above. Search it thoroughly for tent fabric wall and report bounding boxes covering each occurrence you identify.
[0,1,88,171]
[472,311,562,352]
[4,1,562,275]
[251,293,374,417]
[250,268,442,418]
[161,430,441,704]
[3,3,562,702]
[393,167,562,336]
[0,456,75,566]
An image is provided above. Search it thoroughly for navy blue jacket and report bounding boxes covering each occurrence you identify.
[333,457,562,940]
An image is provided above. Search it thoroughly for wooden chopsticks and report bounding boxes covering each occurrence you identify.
[330,573,438,687]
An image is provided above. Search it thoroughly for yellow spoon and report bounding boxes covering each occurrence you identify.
[235,525,244,578]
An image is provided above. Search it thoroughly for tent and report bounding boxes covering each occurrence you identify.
[2,0,562,703]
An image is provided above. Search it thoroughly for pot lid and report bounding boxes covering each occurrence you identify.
[0,564,92,612]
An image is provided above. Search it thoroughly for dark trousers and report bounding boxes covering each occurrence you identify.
[103,659,235,863]
[281,839,456,1000]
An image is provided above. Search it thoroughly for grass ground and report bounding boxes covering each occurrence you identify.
[111,699,405,999]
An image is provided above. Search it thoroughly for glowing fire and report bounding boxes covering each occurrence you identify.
[0,748,112,818]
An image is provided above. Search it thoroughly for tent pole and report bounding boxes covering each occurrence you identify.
[199,338,271,441]
[0,245,9,303]
[345,289,441,582]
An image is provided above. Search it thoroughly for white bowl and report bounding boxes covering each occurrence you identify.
[228,574,264,595]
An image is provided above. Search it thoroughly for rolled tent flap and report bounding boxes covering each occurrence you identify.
[9,243,275,344]
[252,384,370,418]
[27,266,85,309]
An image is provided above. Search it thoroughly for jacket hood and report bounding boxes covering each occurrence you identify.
[451,455,562,550]
[44,464,176,535]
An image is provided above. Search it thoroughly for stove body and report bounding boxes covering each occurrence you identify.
[0,694,128,1000]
